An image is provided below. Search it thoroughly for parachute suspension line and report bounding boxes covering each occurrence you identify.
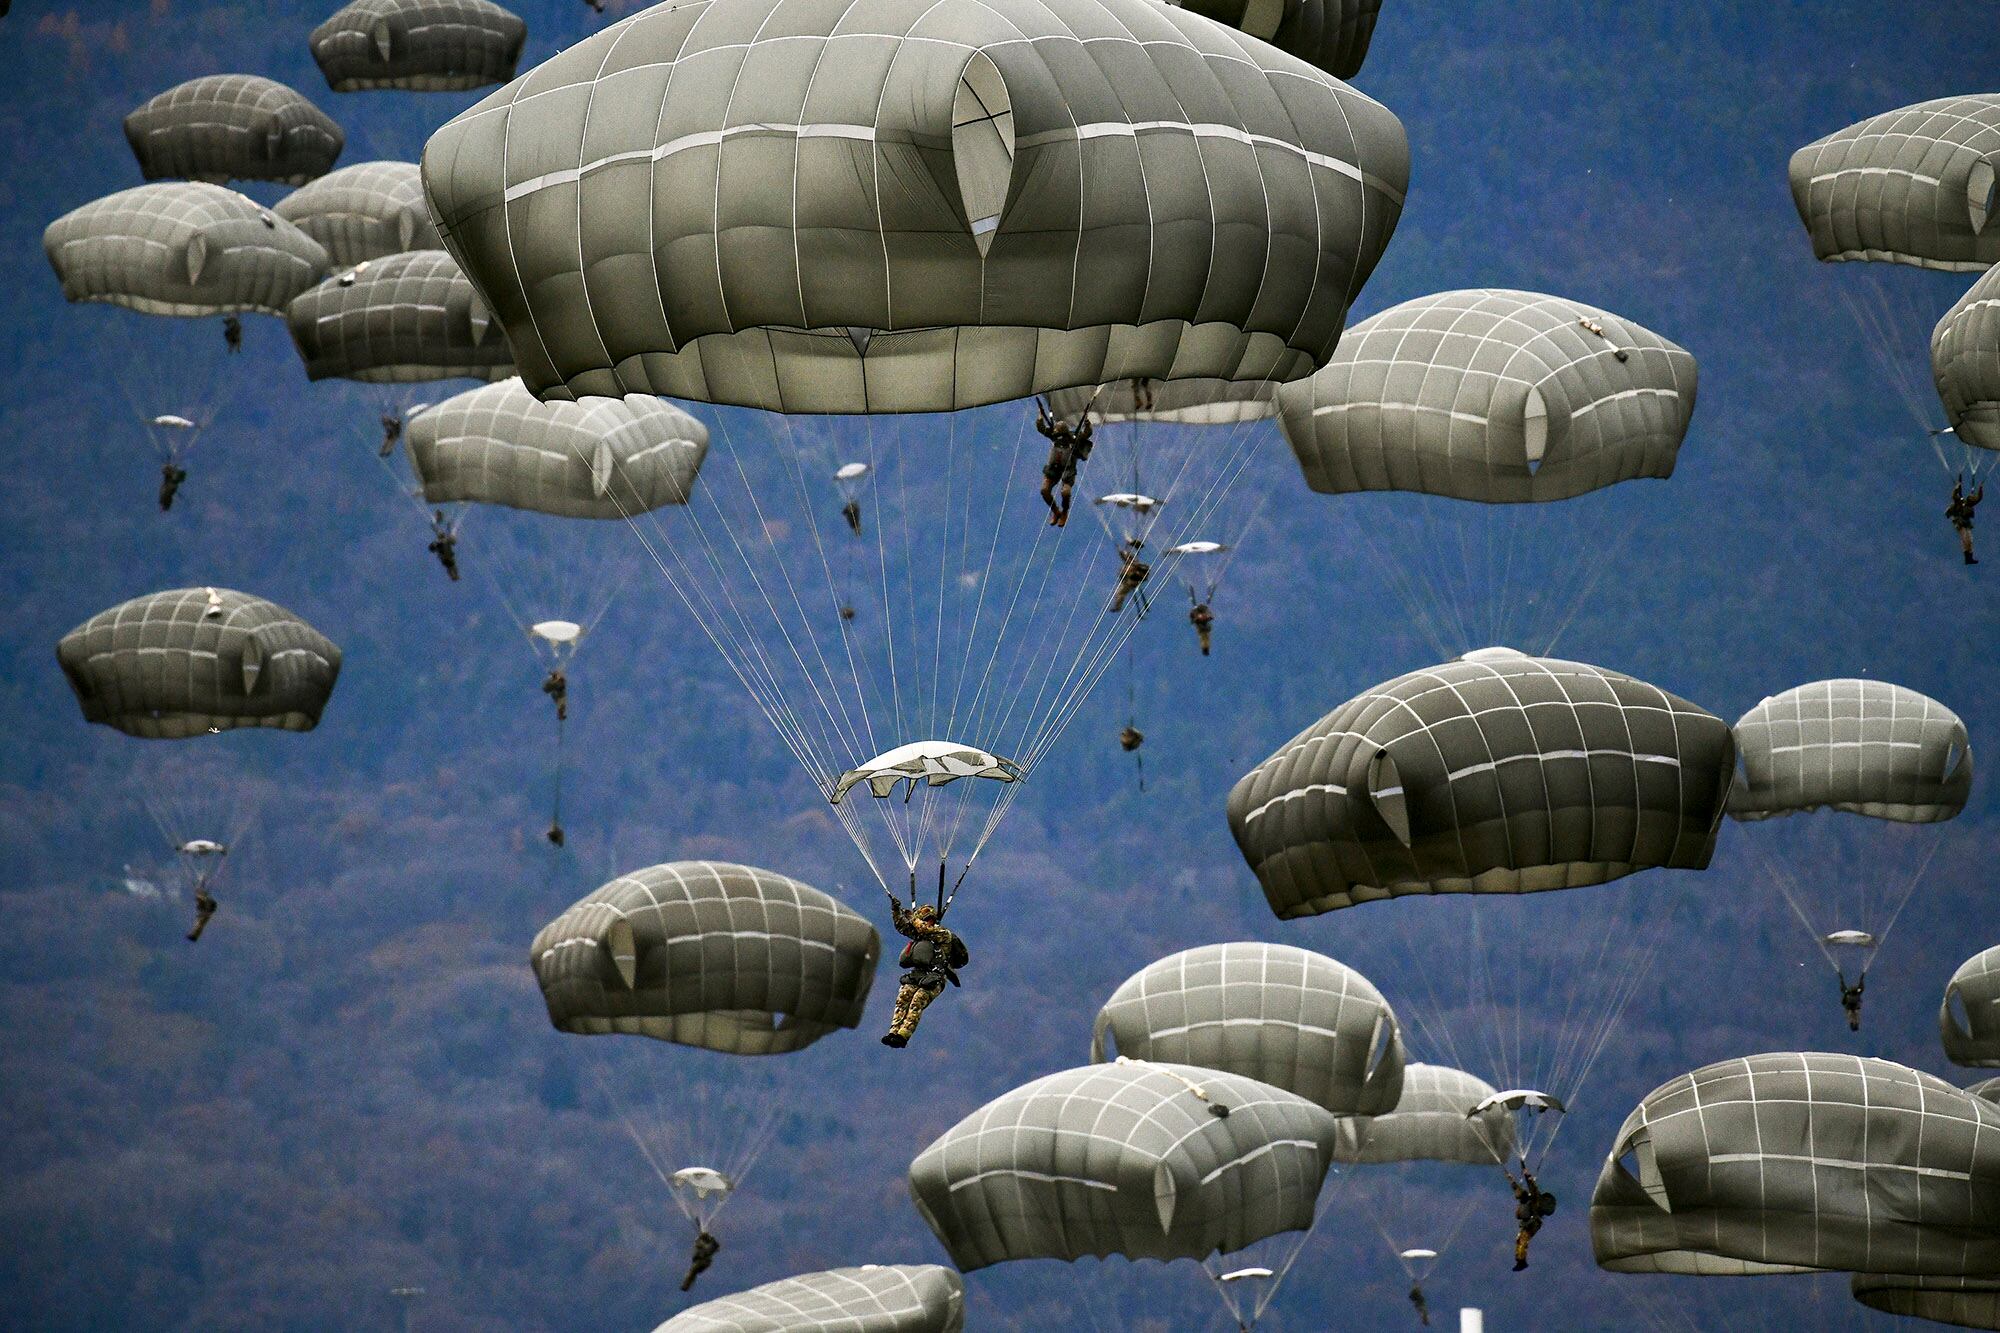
[1858,829,1944,973]
[1737,832,1844,975]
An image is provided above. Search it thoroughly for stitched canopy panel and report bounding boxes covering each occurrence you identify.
[406,377,708,518]
[1944,946,2000,1069]
[1789,95,2000,271]
[125,74,344,186]
[274,161,442,267]
[418,0,1409,411]
[1330,1062,1514,1165]
[287,249,514,383]
[530,861,880,1055]
[311,0,527,92]
[908,1060,1340,1269]
[1934,261,2000,451]
[1227,648,1734,918]
[1853,1273,2000,1330]
[654,1264,964,1333]
[1090,942,1405,1116]
[1156,0,1382,78]
[58,587,342,739]
[46,182,329,317]
[1590,1052,2000,1276]
[1727,679,1972,824]
[1274,289,1698,502]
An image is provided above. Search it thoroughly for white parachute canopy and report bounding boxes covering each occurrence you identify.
[1470,1089,1566,1118]
[1399,1248,1439,1262]
[153,414,196,430]
[177,838,227,857]
[834,462,870,482]
[831,740,1021,803]
[1824,930,1877,949]
[530,619,584,652]
[1170,540,1229,555]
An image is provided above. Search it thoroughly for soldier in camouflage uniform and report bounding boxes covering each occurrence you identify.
[159,462,188,512]
[187,885,218,942]
[1188,600,1215,655]
[542,668,568,722]
[1507,1168,1556,1271]
[1035,403,1094,527]
[882,897,967,1048]
[1839,972,1865,1031]
[427,511,461,581]
[379,413,404,458]
[680,1230,720,1291]
[223,314,243,353]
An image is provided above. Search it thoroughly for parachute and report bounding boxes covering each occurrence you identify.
[419,0,1408,409]
[1152,0,1382,78]
[273,161,442,267]
[46,183,329,317]
[287,251,513,384]
[57,587,342,738]
[124,75,344,186]
[530,861,881,1054]
[1852,1274,2000,1332]
[1592,1053,2000,1276]
[405,378,708,519]
[1973,1077,2000,1104]
[1789,96,2000,271]
[310,0,527,93]
[1933,261,2000,452]
[1943,946,2000,1068]
[653,1264,966,1333]
[1090,942,1405,1117]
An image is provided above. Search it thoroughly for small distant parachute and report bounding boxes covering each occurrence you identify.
[1943,946,2000,1068]
[652,1264,965,1333]
[1852,1273,2000,1332]
[1276,289,1699,504]
[1933,261,2000,452]
[287,250,513,383]
[1789,96,2000,271]
[530,861,881,1055]
[405,378,708,518]
[1091,942,1405,1116]
[1228,647,1735,917]
[273,161,441,267]
[125,75,344,185]
[46,183,329,316]
[1592,1052,2000,1276]
[831,742,1020,804]
[310,0,527,93]
[58,587,342,739]
[908,1060,1341,1269]
[1729,679,1972,824]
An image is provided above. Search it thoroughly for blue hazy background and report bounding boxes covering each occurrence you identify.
[2,2,1996,1329]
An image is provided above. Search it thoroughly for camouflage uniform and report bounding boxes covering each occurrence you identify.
[1119,725,1144,753]
[223,314,242,352]
[1949,481,1983,563]
[1108,543,1150,613]
[1408,1284,1430,1326]
[428,513,461,581]
[841,499,863,535]
[187,887,218,942]
[1036,413,1094,525]
[380,414,403,457]
[883,902,965,1047]
[1510,1172,1556,1270]
[543,669,568,722]
[681,1230,720,1291]
[1840,975,1865,1031]
[1189,602,1215,655]
[159,463,187,512]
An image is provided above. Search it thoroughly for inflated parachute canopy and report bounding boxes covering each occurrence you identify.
[1274,289,1699,503]
[1331,1062,1515,1165]
[1973,1077,2000,1104]
[1943,946,2000,1068]
[58,587,342,739]
[1046,378,1279,425]
[1590,1053,2000,1277]
[529,861,881,1055]
[273,161,442,267]
[406,377,708,518]
[1727,679,1972,824]
[46,183,330,317]
[1228,647,1735,918]
[1854,1273,2000,1331]
[311,0,527,92]
[419,0,1409,412]
[1090,942,1405,1117]
[1158,0,1381,79]
[653,1264,965,1333]
[908,1061,1340,1270]
[125,75,344,186]
[287,249,514,383]
[1934,262,2000,452]
[1789,95,2000,271]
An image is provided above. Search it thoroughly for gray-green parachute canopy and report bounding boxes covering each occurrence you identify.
[530,861,880,1055]
[1977,1077,2000,1104]
[125,75,344,186]
[1275,289,1699,503]
[908,1060,1340,1269]
[1789,95,2000,271]
[1590,1052,2000,1276]
[1227,647,1735,918]
[310,0,527,92]
[273,161,442,267]
[46,183,329,316]
[1727,679,1972,824]
[1854,1273,2000,1331]
[406,377,708,518]
[418,0,1408,411]
[1331,1062,1515,1165]
[1943,946,2000,1068]
[1934,262,2000,452]
[653,1264,964,1333]
[1090,942,1405,1116]
[1154,0,1382,78]
[287,250,513,383]
[58,587,342,739]
[1046,377,1278,425]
